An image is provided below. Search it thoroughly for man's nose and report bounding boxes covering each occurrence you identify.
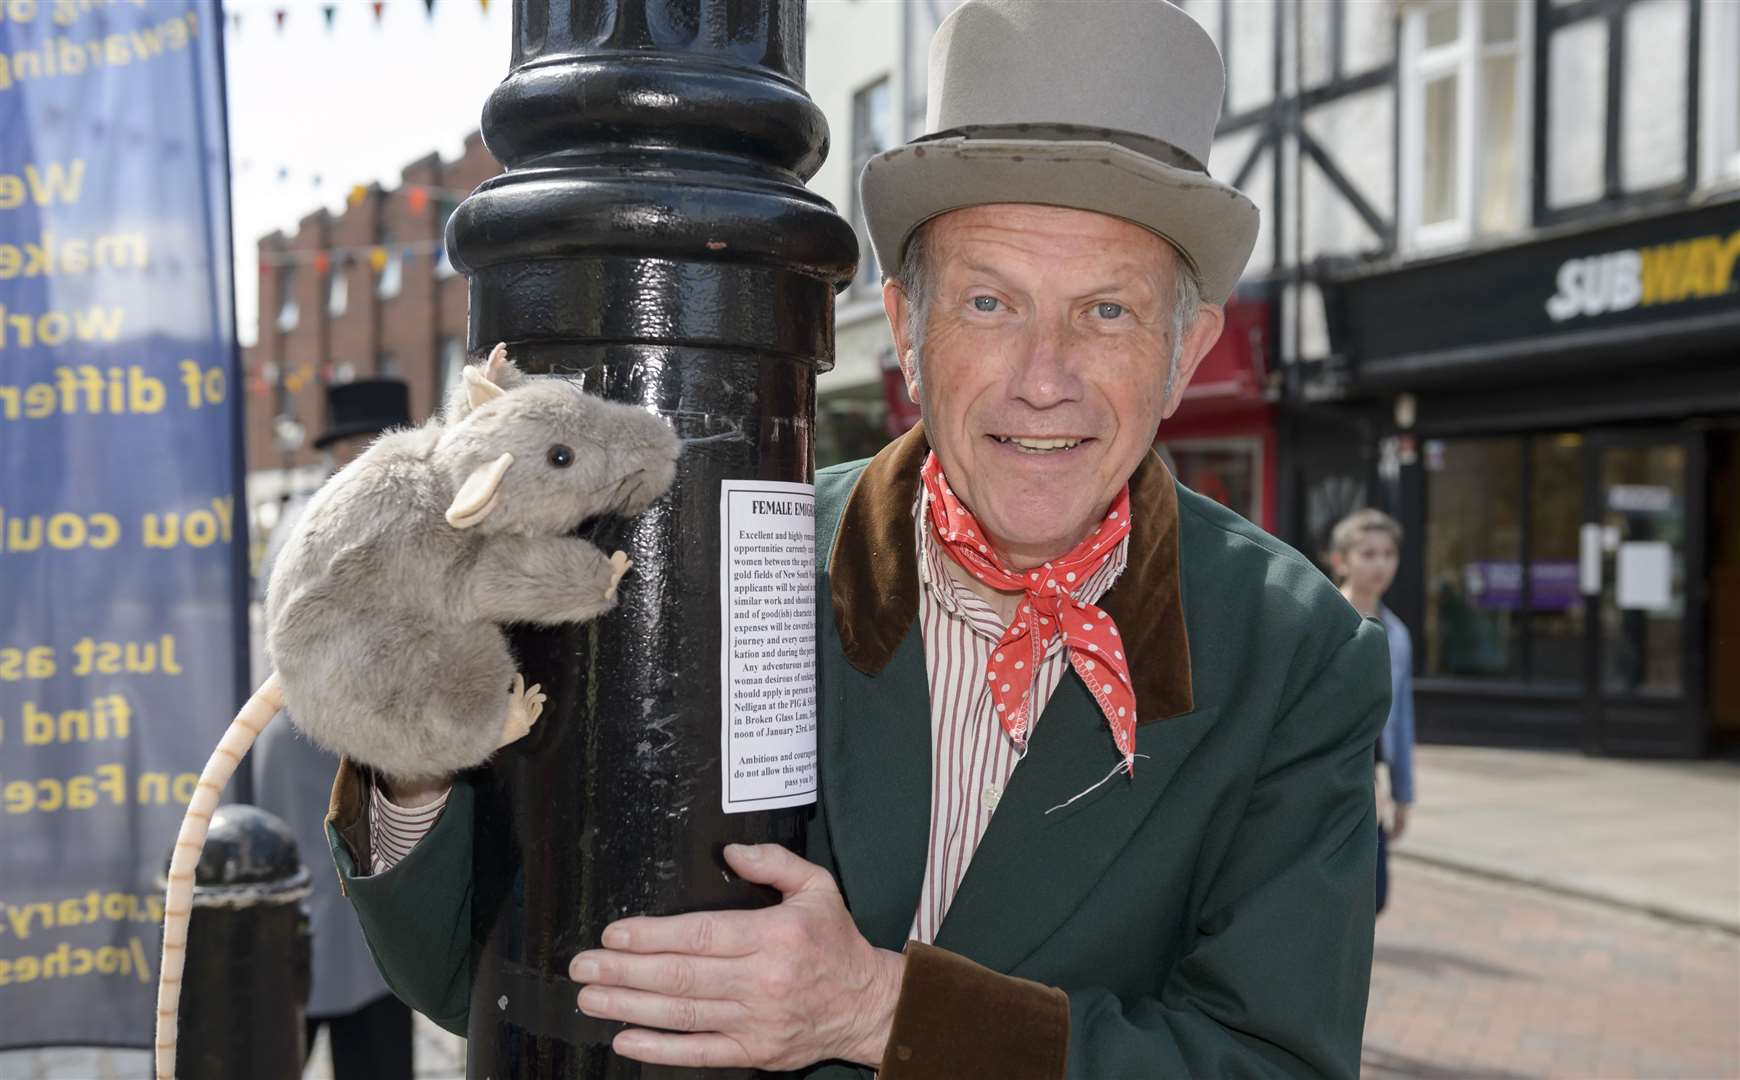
[1008,312,1084,408]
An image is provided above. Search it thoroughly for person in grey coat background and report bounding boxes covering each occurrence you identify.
[252,378,416,1079]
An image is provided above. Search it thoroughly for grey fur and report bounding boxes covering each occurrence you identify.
[264,353,679,782]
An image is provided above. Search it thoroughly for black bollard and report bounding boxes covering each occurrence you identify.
[449,1,856,1077]
[163,803,312,1080]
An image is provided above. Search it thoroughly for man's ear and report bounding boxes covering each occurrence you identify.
[1161,302,1227,420]
[883,279,921,405]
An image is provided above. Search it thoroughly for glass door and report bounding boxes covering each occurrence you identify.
[1580,432,1705,754]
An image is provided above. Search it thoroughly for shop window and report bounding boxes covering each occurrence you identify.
[1527,434,1587,686]
[1163,439,1262,526]
[816,390,891,469]
[1400,0,1531,249]
[849,77,893,296]
[1596,443,1687,694]
[1423,438,1523,679]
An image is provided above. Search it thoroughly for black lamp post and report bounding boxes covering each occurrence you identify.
[447,3,855,1076]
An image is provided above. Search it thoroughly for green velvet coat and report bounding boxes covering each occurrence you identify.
[327,424,1389,1079]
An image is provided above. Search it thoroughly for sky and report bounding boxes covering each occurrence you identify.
[223,0,514,345]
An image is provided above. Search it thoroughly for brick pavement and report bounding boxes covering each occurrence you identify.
[1365,860,1740,1079]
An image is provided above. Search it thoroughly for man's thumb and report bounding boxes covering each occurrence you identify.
[723,843,819,896]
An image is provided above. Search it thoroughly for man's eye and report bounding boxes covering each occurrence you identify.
[1095,302,1126,320]
[972,296,1001,313]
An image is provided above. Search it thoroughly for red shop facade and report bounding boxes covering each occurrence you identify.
[1154,293,1278,533]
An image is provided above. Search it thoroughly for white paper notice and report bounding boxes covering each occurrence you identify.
[719,479,818,814]
[1616,541,1673,612]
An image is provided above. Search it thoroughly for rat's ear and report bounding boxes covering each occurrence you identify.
[446,452,514,529]
[464,365,507,410]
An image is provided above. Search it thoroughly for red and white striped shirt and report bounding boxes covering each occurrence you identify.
[908,484,1127,943]
[369,785,448,874]
[369,475,1128,944]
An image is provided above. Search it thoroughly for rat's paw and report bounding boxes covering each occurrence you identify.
[497,673,546,750]
[604,550,634,601]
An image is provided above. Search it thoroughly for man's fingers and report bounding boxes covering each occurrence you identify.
[577,985,745,1037]
[596,909,759,957]
[611,1028,753,1070]
[722,843,832,898]
[569,950,748,999]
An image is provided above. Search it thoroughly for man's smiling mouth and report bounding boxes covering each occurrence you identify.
[992,435,1087,453]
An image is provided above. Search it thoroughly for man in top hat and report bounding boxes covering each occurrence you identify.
[253,377,418,1080]
[321,3,1389,1078]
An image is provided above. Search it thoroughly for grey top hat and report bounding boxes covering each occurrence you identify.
[859,0,1259,305]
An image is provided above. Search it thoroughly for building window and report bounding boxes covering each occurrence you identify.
[1400,0,1531,248]
[376,230,403,299]
[904,0,965,135]
[327,262,349,318]
[275,264,299,332]
[1702,0,1740,186]
[438,336,464,402]
[376,350,398,378]
[849,77,894,295]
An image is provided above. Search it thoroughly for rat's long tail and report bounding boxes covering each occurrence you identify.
[154,671,286,1080]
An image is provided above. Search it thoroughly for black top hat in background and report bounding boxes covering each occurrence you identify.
[314,378,412,449]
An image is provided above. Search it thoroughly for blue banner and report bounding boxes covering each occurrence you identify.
[0,0,242,1049]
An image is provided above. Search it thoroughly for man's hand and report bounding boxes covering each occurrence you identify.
[1390,801,1409,842]
[569,843,905,1071]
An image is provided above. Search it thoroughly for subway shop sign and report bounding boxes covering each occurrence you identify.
[1547,225,1740,322]
[1331,198,1740,377]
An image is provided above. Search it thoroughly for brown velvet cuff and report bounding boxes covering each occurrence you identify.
[879,942,1069,1080]
[324,757,372,890]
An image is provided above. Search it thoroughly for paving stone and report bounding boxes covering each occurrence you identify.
[1365,861,1740,1078]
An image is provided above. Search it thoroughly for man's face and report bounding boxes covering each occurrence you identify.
[884,204,1224,569]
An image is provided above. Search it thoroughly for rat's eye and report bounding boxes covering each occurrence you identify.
[547,445,574,468]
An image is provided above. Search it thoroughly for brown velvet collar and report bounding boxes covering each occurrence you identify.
[826,422,1194,725]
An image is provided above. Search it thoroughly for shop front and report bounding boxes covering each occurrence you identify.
[1156,293,1277,532]
[1328,198,1740,757]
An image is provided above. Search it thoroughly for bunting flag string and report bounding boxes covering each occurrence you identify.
[254,236,456,272]
[226,0,497,35]
[17,106,487,199]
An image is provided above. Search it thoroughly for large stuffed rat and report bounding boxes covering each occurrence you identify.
[153,345,680,1080]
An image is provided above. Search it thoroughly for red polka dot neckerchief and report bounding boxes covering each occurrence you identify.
[919,451,1139,775]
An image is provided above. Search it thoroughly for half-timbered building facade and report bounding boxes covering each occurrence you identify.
[809,0,1739,756]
